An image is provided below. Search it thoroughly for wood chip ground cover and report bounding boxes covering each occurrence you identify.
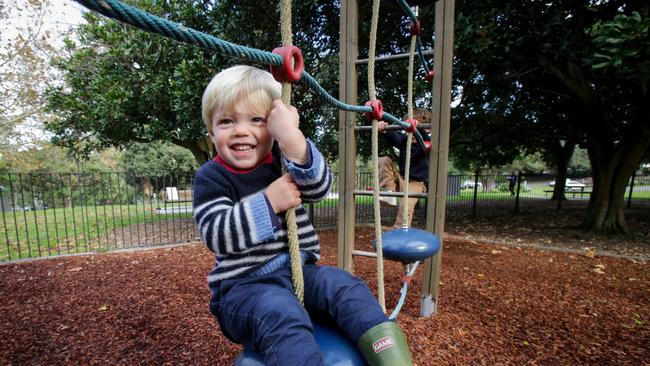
[0,226,648,365]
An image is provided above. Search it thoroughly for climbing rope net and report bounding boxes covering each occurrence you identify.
[73,0,435,313]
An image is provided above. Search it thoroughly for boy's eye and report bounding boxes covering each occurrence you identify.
[251,117,266,125]
[216,119,233,128]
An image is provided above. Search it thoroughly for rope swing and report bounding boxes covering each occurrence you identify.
[277,0,304,305]
[367,0,386,313]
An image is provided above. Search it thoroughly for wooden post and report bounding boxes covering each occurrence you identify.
[337,0,358,273]
[421,0,455,317]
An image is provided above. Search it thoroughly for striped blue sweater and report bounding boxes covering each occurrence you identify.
[193,140,332,287]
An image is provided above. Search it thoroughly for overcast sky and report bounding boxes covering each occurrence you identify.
[1,0,87,148]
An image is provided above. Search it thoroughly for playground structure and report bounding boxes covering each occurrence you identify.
[337,0,454,318]
[67,0,454,363]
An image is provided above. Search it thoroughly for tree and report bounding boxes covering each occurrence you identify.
[454,0,650,232]
[0,0,80,149]
[46,0,342,164]
[118,141,198,193]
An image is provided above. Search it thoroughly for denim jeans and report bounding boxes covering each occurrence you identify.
[210,256,387,366]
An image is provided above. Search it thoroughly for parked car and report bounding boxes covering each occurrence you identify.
[549,179,586,192]
[461,180,483,190]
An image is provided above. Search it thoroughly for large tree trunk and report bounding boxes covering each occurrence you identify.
[581,125,650,233]
[174,137,213,166]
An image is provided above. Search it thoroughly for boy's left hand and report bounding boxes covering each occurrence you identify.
[267,100,308,165]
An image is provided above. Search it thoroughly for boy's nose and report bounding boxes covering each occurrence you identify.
[232,121,250,135]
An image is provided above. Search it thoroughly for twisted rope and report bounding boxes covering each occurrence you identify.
[368,0,386,313]
[395,0,432,78]
[400,33,418,228]
[277,0,304,306]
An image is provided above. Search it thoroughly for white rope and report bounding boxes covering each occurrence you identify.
[368,0,385,312]
[279,0,304,305]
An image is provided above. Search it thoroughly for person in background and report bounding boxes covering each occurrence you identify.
[508,171,517,196]
[377,108,431,229]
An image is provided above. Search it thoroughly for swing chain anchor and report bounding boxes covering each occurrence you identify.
[425,69,435,82]
[364,99,383,121]
[409,20,420,36]
[405,118,418,133]
[270,46,304,83]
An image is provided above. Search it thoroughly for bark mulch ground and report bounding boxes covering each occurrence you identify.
[1,223,648,365]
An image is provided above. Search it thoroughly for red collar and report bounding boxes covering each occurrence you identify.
[213,152,273,174]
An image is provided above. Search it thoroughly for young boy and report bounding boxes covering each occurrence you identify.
[193,65,413,366]
[377,108,431,229]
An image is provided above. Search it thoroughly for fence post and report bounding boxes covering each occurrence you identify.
[514,171,522,213]
[627,171,636,209]
[472,170,479,216]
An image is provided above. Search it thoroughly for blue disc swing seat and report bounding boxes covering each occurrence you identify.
[236,321,366,366]
[236,228,440,365]
[374,227,441,264]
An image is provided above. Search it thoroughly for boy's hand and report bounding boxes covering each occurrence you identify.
[267,100,308,165]
[377,121,389,133]
[265,173,301,213]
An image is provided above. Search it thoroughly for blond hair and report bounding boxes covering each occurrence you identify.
[408,108,432,124]
[201,65,281,133]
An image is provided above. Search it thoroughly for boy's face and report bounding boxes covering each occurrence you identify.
[210,99,273,170]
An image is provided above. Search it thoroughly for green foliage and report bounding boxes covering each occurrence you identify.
[589,11,650,91]
[452,0,650,230]
[45,0,343,163]
[118,141,198,192]
[46,0,214,160]
[568,148,591,175]
[119,142,197,175]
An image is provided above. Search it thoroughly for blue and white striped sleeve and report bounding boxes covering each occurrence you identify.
[283,140,333,202]
[193,172,277,254]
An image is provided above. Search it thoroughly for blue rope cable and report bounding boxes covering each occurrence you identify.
[388,261,420,320]
[300,72,371,114]
[76,0,283,65]
[73,0,426,144]
[416,38,430,72]
[397,0,417,22]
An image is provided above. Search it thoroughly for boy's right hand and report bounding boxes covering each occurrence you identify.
[377,121,389,133]
[265,173,301,213]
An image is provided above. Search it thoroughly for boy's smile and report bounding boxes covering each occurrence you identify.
[210,100,273,170]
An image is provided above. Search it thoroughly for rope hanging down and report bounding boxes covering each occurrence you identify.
[400,6,420,229]
[277,0,305,306]
[72,0,429,152]
[367,0,386,313]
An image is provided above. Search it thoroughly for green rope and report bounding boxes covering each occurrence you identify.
[394,0,432,77]
[76,0,282,65]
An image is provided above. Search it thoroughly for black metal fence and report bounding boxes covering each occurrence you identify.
[1,171,648,260]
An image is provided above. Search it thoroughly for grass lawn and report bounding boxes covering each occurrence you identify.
[3,186,648,261]
[0,204,192,261]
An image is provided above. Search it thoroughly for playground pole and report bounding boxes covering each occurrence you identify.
[421,0,455,317]
[337,0,359,273]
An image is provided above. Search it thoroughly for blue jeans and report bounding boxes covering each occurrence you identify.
[210,255,387,366]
